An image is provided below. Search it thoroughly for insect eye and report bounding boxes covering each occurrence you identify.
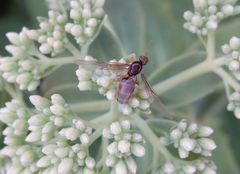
[139,56,149,65]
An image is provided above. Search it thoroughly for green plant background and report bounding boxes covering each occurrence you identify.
[0,0,240,173]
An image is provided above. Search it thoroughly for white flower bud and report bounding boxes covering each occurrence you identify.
[126,157,137,173]
[70,9,81,20]
[192,15,203,27]
[106,90,115,101]
[39,43,52,54]
[25,131,41,143]
[228,60,239,71]
[129,98,140,108]
[131,144,145,157]
[234,107,240,119]
[5,45,24,56]
[20,60,34,71]
[42,122,54,134]
[102,128,112,138]
[25,29,39,40]
[50,104,65,115]
[51,94,65,104]
[198,138,216,151]
[65,23,74,32]
[20,150,36,166]
[71,25,83,37]
[105,155,116,167]
[85,157,95,169]
[139,100,150,110]
[170,129,182,140]
[107,142,118,155]
[183,165,196,174]
[206,20,217,29]
[37,156,51,167]
[54,147,68,158]
[208,6,217,14]
[94,8,105,18]
[78,81,92,90]
[180,138,196,151]
[120,104,133,115]
[114,160,127,174]
[6,32,21,45]
[27,81,39,91]
[80,133,90,144]
[203,167,216,174]
[132,133,143,142]
[82,8,92,18]
[58,158,73,174]
[178,147,189,158]
[110,122,122,135]
[87,18,98,28]
[77,150,86,160]
[162,162,175,174]
[65,128,79,141]
[0,61,17,71]
[229,37,240,50]
[198,126,214,137]
[40,21,51,31]
[222,44,231,54]
[222,5,234,16]
[53,41,64,52]
[16,73,32,85]
[42,144,57,155]
[183,11,193,21]
[84,27,94,37]
[187,123,198,134]
[231,51,239,59]
[118,140,131,154]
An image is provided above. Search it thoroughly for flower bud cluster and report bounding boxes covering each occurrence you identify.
[0,100,42,173]
[37,141,96,174]
[0,94,97,174]
[158,159,216,174]
[0,99,30,145]
[222,36,240,80]
[35,10,67,55]
[102,120,145,174]
[160,120,216,159]
[65,0,105,45]
[226,91,240,119]
[183,0,239,35]
[76,55,152,115]
[0,29,43,91]
[27,94,92,144]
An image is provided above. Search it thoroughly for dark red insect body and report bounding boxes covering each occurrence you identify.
[116,56,149,104]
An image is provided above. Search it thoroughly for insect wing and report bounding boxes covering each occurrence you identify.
[140,73,172,118]
[75,59,129,71]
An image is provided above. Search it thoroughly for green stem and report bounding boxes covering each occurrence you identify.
[4,83,22,101]
[153,58,225,95]
[129,114,171,160]
[213,68,240,91]
[41,57,76,66]
[207,30,215,61]
[70,100,110,113]
[66,41,81,57]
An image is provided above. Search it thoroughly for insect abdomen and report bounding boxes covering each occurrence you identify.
[117,76,136,104]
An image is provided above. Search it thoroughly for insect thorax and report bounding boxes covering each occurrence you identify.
[128,62,142,76]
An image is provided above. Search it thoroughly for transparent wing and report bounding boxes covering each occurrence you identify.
[75,59,129,71]
[140,73,173,119]
[75,59,130,78]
